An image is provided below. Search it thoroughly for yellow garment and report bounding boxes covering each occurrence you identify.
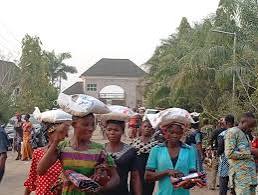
[21,122,33,160]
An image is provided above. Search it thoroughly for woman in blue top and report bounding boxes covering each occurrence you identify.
[145,122,197,195]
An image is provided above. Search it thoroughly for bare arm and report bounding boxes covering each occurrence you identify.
[101,167,120,191]
[131,170,142,195]
[37,141,59,175]
[24,188,31,195]
[145,169,169,182]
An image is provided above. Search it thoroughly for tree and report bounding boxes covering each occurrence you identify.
[145,0,258,119]
[45,51,77,89]
[16,34,58,113]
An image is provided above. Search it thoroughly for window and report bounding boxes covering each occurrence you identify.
[87,84,97,91]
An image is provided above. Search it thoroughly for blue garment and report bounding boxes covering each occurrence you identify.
[0,127,9,154]
[146,143,197,195]
[192,131,204,172]
[218,131,229,177]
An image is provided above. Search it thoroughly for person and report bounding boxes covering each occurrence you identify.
[251,131,258,195]
[0,121,9,183]
[103,119,142,195]
[225,112,257,195]
[129,109,142,139]
[185,117,204,172]
[21,114,33,161]
[14,113,23,160]
[24,122,68,195]
[217,114,234,195]
[37,113,120,195]
[130,120,157,195]
[201,118,213,149]
[208,118,226,190]
[145,122,199,195]
[251,131,258,173]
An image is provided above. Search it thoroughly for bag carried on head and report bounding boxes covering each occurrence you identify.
[101,105,135,122]
[33,107,72,123]
[57,93,111,117]
[149,108,195,129]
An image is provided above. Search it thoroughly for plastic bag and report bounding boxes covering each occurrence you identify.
[148,108,194,129]
[57,93,110,117]
[33,107,72,123]
[108,105,134,116]
[101,105,135,122]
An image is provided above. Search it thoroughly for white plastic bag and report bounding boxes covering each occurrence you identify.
[108,105,135,116]
[101,105,135,122]
[57,93,111,117]
[148,108,194,129]
[33,107,72,123]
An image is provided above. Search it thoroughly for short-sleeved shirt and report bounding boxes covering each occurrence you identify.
[146,143,196,195]
[102,143,138,195]
[57,140,115,195]
[0,127,9,154]
[225,127,257,187]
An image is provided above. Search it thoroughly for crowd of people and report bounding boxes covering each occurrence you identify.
[0,95,258,195]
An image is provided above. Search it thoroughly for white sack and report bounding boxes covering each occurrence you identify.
[148,108,194,129]
[33,107,72,123]
[101,105,135,122]
[57,93,110,117]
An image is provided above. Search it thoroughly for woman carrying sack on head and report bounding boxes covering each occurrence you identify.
[99,106,141,195]
[102,119,142,195]
[37,94,120,195]
[24,108,71,195]
[145,108,206,195]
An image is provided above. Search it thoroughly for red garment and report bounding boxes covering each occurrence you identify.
[252,138,258,164]
[252,138,258,148]
[24,148,62,195]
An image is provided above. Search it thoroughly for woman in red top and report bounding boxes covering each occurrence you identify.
[24,122,70,195]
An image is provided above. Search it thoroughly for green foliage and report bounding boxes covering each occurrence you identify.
[145,0,258,119]
[45,51,77,86]
[15,34,58,113]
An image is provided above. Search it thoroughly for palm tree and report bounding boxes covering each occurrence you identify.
[46,51,77,90]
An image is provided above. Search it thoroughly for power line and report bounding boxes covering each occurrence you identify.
[0,41,18,56]
[0,32,20,52]
[0,20,22,46]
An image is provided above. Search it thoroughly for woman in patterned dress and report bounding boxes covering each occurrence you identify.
[103,119,142,195]
[24,122,68,195]
[21,114,33,161]
[37,113,120,195]
[130,120,156,195]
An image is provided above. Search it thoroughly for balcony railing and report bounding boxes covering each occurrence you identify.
[99,92,125,99]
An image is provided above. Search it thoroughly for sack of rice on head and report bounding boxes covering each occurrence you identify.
[101,105,135,122]
[33,107,72,140]
[33,107,72,124]
[149,108,194,129]
[57,93,111,117]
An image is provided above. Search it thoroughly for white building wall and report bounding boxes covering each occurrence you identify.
[82,76,144,108]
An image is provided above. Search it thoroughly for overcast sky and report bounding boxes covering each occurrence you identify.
[0,0,219,90]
